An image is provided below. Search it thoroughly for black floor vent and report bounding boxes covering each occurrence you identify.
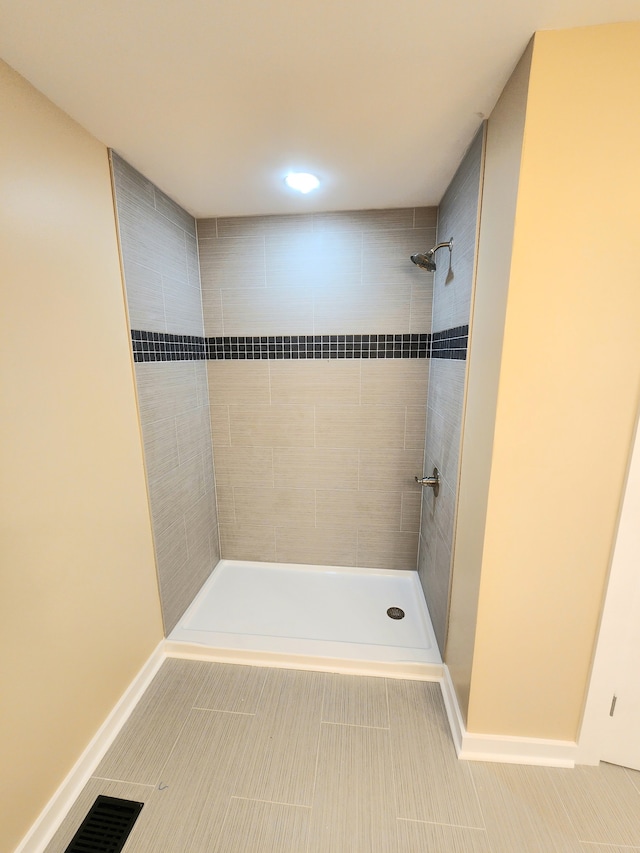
[64,795,144,853]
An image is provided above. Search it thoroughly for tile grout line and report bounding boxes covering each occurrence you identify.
[227,794,313,810]
[191,706,257,716]
[218,291,225,338]
[149,704,203,790]
[396,816,494,831]
[320,719,391,732]
[90,776,157,789]
[209,794,235,851]
[545,763,594,847]
[465,760,489,833]
[252,665,270,713]
[305,677,329,853]
[385,678,404,839]
[624,766,640,797]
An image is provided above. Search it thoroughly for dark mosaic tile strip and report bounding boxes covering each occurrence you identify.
[131,327,468,362]
[430,324,469,360]
[207,333,430,360]
[131,330,207,362]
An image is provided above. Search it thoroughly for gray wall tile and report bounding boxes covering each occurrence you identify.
[275,525,358,566]
[219,522,277,561]
[315,489,402,532]
[273,447,359,490]
[206,355,428,565]
[416,128,484,653]
[198,209,436,569]
[357,529,419,570]
[112,155,219,634]
[117,180,451,600]
[198,207,435,337]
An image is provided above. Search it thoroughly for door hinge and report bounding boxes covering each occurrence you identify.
[609,694,617,717]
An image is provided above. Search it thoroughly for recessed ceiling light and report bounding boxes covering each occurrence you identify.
[285,172,320,194]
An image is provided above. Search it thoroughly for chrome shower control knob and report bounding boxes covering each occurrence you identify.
[415,467,440,497]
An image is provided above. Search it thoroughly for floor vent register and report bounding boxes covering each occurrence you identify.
[63,795,144,853]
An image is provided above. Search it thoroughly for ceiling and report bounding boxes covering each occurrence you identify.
[1,1,639,218]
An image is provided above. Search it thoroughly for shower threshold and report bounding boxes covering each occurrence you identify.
[166,560,443,680]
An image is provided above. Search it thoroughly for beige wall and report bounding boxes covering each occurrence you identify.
[463,24,640,740]
[199,210,435,568]
[0,61,163,851]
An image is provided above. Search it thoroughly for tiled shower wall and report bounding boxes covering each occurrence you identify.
[418,126,485,651]
[198,210,436,568]
[110,153,220,633]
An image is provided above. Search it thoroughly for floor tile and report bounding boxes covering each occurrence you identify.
[44,778,154,853]
[387,679,484,827]
[124,708,253,853]
[212,798,310,852]
[44,662,640,853]
[308,723,398,853]
[232,668,326,806]
[95,658,208,785]
[193,662,268,714]
[470,762,583,852]
[396,818,493,852]
[322,673,389,728]
[551,762,640,847]
[626,766,640,795]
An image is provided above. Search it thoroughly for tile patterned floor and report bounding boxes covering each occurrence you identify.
[45,659,640,852]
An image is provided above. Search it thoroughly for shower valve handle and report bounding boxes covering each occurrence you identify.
[415,467,440,497]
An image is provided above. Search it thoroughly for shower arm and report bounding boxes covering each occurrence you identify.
[428,240,453,258]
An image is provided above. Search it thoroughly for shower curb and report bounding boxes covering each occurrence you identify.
[164,639,444,681]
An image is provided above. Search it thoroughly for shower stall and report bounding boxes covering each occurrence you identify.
[111,126,484,679]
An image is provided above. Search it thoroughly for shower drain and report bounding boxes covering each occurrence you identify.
[387,607,405,620]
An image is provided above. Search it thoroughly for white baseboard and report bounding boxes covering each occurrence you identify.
[15,641,166,853]
[439,665,578,768]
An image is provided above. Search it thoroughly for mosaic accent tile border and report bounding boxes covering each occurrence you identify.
[131,327,468,363]
[207,333,430,360]
[131,330,206,361]
[431,325,469,360]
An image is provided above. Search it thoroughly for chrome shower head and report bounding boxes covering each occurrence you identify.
[410,239,453,272]
[410,251,437,271]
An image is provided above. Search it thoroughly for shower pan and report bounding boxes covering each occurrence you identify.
[166,560,443,680]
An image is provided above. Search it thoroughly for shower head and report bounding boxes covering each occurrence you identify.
[410,251,437,271]
[410,239,453,272]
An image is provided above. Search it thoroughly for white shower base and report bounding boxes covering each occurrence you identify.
[166,560,443,680]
